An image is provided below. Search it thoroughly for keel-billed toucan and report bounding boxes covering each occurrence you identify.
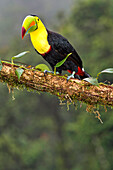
[21,15,90,79]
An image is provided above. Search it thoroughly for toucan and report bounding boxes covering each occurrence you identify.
[21,15,90,80]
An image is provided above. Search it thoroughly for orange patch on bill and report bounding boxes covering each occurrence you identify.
[28,21,36,30]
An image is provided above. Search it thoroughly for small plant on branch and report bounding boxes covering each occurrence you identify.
[0,51,113,123]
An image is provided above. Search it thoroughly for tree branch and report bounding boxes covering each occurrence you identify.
[0,61,113,108]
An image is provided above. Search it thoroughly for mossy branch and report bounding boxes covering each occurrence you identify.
[0,61,113,108]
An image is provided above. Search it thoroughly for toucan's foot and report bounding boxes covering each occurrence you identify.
[74,74,81,80]
[44,70,54,76]
[67,71,75,82]
[67,71,81,82]
[44,70,59,76]
[53,71,60,75]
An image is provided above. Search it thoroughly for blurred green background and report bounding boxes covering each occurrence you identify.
[0,0,113,169]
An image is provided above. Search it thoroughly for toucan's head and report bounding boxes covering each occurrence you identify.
[22,15,42,39]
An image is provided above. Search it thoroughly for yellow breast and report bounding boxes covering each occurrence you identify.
[30,27,51,55]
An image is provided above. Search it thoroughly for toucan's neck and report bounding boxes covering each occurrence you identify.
[30,22,51,54]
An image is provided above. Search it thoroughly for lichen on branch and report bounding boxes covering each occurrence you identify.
[0,61,113,110]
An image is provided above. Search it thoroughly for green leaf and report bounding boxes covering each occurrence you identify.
[15,68,24,80]
[0,59,2,65]
[55,53,72,68]
[11,51,29,63]
[100,68,113,74]
[84,77,99,86]
[0,60,3,71]
[97,68,113,79]
[35,64,50,72]
[0,65,3,71]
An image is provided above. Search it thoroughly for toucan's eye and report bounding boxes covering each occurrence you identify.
[38,18,39,21]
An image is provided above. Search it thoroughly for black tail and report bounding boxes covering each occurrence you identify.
[74,71,91,80]
[80,71,91,80]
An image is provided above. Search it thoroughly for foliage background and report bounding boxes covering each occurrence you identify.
[0,0,113,169]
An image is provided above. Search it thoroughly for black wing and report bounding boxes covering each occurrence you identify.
[47,30,83,69]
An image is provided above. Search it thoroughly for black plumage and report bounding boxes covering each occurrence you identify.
[22,15,90,79]
[37,30,90,79]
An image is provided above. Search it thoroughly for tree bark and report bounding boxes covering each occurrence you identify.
[0,61,113,108]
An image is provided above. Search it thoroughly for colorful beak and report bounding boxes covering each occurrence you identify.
[22,26,26,39]
[21,15,37,39]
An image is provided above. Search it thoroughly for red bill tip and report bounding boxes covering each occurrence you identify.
[22,27,26,39]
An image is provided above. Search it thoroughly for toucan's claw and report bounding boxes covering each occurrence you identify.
[74,74,81,80]
[44,70,54,76]
[44,70,60,76]
[67,71,75,82]
[67,71,81,82]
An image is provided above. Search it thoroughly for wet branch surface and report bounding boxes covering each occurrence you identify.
[0,61,113,107]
